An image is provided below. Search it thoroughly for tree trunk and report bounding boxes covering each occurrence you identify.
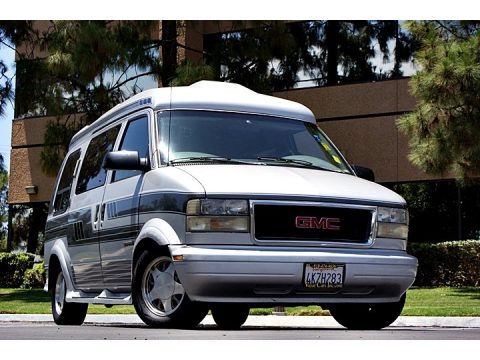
[326,20,340,86]
[161,20,178,87]
[26,203,47,254]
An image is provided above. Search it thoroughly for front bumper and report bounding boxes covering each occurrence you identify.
[170,245,418,305]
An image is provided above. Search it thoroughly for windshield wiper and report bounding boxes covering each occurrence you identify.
[256,157,335,172]
[169,156,254,165]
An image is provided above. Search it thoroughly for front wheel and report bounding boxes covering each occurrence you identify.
[211,304,250,330]
[52,270,88,325]
[328,293,406,330]
[132,251,208,328]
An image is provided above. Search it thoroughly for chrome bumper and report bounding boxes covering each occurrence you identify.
[170,245,418,304]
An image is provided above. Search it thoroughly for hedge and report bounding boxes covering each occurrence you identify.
[0,252,35,288]
[1,241,479,288]
[408,240,480,287]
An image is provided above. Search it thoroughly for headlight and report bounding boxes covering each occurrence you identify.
[186,199,249,232]
[377,207,408,240]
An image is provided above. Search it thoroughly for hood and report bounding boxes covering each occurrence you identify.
[176,164,405,206]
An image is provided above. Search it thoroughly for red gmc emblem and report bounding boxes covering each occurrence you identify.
[295,216,341,230]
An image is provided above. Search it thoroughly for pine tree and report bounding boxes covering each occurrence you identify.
[397,21,480,179]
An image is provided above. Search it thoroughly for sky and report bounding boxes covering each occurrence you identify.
[0,44,13,172]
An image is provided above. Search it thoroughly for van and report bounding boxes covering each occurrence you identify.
[44,81,417,330]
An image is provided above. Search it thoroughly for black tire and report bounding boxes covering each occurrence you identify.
[211,304,250,330]
[51,270,88,325]
[132,251,208,328]
[329,293,406,330]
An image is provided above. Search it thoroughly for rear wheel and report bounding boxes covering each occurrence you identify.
[328,293,406,330]
[132,251,208,328]
[211,304,250,330]
[51,270,88,325]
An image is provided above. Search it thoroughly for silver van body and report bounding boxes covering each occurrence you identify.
[44,81,417,329]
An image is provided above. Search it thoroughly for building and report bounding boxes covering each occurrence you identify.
[6,20,470,252]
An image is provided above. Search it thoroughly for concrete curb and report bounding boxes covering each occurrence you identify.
[1,314,479,328]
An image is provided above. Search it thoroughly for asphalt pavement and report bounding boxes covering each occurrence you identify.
[1,314,480,328]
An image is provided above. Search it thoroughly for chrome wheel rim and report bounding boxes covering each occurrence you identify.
[141,257,185,317]
[54,272,66,315]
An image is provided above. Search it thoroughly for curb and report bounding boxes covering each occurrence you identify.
[1,314,479,328]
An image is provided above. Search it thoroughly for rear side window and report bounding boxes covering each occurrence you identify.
[76,125,121,194]
[52,150,81,215]
[113,116,149,182]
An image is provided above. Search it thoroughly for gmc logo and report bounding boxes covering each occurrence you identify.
[295,216,341,230]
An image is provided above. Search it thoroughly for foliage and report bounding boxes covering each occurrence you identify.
[397,21,480,179]
[205,20,415,93]
[0,252,35,288]
[408,240,480,287]
[0,21,38,117]
[21,262,45,289]
[390,180,480,242]
[170,59,215,86]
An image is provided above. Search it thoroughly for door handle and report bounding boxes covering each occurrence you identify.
[100,203,106,227]
[93,204,100,230]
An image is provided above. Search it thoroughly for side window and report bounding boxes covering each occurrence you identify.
[76,125,121,194]
[52,150,81,215]
[113,116,149,182]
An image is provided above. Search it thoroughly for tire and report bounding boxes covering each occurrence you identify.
[51,270,88,325]
[132,251,208,328]
[329,293,406,330]
[211,304,250,330]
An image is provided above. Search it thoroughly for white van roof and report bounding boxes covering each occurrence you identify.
[69,81,316,148]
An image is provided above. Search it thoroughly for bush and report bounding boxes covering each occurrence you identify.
[408,240,480,287]
[0,252,35,288]
[21,262,46,289]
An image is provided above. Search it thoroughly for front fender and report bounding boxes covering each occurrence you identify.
[134,218,182,252]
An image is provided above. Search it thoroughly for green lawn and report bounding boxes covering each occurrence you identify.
[1,287,479,316]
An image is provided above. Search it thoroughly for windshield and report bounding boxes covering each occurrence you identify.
[157,110,352,174]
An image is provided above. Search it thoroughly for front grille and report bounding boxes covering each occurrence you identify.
[254,204,373,243]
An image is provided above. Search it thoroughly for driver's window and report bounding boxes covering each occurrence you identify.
[112,116,149,182]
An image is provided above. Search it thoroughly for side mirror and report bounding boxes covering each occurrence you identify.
[103,151,150,172]
[352,165,375,182]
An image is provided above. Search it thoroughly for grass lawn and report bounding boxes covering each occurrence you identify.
[0,287,479,316]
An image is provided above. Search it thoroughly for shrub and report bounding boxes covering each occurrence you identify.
[21,262,46,289]
[408,240,480,287]
[0,252,35,288]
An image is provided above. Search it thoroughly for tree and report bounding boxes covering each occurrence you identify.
[7,20,213,175]
[205,20,415,92]
[397,21,480,179]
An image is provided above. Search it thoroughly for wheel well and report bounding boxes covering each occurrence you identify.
[133,238,170,268]
[48,255,61,294]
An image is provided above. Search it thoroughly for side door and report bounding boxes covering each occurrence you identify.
[69,124,121,291]
[99,112,152,291]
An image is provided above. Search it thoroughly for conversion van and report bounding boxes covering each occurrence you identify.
[44,81,417,330]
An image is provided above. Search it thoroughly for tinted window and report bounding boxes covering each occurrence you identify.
[113,116,149,182]
[76,125,121,194]
[163,110,351,173]
[53,150,81,214]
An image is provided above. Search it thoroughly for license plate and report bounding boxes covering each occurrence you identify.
[303,263,344,289]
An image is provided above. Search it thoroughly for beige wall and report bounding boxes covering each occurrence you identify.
[9,116,65,204]
[274,79,448,184]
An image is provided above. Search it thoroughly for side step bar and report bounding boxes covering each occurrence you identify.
[66,289,132,305]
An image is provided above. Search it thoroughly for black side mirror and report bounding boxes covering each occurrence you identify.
[352,165,375,182]
[103,151,150,172]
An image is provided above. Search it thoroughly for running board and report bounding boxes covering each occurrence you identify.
[66,289,132,305]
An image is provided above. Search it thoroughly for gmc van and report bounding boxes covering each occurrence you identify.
[44,81,417,330]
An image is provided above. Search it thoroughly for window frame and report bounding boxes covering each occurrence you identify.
[51,149,81,216]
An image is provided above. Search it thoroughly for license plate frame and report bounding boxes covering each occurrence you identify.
[303,263,345,289]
